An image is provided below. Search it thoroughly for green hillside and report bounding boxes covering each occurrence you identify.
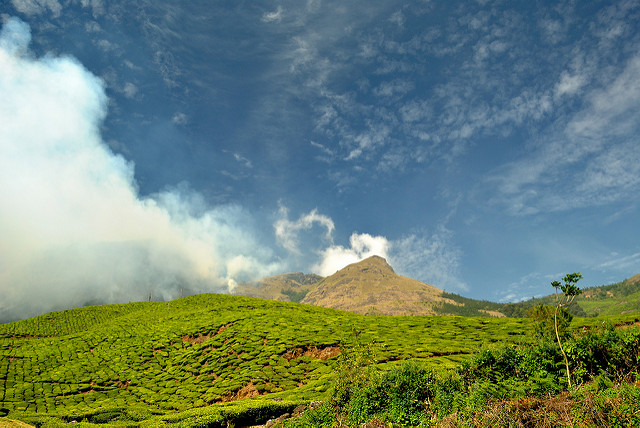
[0,294,530,426]
[1,294,638,426]
[498,274,640,318]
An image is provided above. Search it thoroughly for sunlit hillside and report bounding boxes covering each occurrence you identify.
[0,293,536,426]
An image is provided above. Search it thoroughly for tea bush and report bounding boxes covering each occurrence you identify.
[1,293,638,426]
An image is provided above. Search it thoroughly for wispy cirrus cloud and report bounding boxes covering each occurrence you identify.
[486,52,640,215]
[265,1,594,185]
[390,225,468,293]
[597,252,640,273]
[10,0,61,17]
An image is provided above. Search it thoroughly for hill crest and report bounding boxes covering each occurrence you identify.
[301,256,453,316]
[232,272,322,302]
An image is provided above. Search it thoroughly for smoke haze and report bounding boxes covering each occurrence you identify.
[0,18,281,322]
[0,17,465,322]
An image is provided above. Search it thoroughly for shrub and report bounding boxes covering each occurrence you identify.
[330,339,377,409]
[567,327,640,383]
[283,402,335,427]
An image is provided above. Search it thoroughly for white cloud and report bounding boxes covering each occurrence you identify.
[597,252,640,272]
[310,140,335,156]
[0,18,280,321]
[123,82,138,99]
[399,100,431,123]
[555,71,586,98]
[568,55,640,141]
[389,10,404,28]
[345,122,391,160]
[373,79,415,98]
[498,271,558,303]
[172,112,188,125]
[539,18,566,44]
[233,153,253,169]
[80,0,105,18]
[313,233,390,276]
[10,0,61,17]
[0,17,30,54]
[274,206,335,254]
[308,223,466,292]
[262,6,284,23]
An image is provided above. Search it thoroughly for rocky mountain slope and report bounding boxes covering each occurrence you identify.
[232,272,322,302]
[300,256,456,316]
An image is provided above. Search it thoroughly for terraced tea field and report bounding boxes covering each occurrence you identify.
[0,294,636,426]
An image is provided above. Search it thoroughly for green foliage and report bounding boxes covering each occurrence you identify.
[460,342,565,399]
[439,292,505,317]
[332,359,455,426]
[501,274,640,319]
[346,361,436,426]
[445,274,640,320]
[316,325,639,427]
[571,382,640,427]
[330,333,378,409]
[280,289,309,303]
[552,272,583,299]
[1,292,639,426]
[567,327,640,383]
[501,297,587,318]
[0,293,540,425]
[551,273,583,387]
[527,303,573,342]
[283,402,336,427]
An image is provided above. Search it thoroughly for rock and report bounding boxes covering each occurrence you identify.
[292,404,307,416]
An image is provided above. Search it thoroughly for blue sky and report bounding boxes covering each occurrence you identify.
[1,0,639,320]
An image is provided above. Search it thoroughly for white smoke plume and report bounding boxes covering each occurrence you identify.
[0,17,467,322]
[0,18,280,322]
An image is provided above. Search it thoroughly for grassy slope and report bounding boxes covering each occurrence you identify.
[498,274,640,318]
[0,294,532,426]
[233,273,322,303]
[1,294,638,426]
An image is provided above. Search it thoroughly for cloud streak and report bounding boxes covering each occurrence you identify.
[486,53,640,215]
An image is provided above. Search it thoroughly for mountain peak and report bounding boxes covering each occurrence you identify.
[340,255,395,275]
[301,255,448,316]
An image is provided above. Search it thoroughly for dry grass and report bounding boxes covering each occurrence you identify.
[438,385,640,428]
[0,419,34,428]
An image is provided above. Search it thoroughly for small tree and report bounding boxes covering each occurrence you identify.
[527,302,573,343]
[551,272,582,387]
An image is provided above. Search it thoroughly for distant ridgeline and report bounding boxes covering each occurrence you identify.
[234,257,640,318]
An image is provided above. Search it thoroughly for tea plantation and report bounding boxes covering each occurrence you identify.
[0,294,637,426]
